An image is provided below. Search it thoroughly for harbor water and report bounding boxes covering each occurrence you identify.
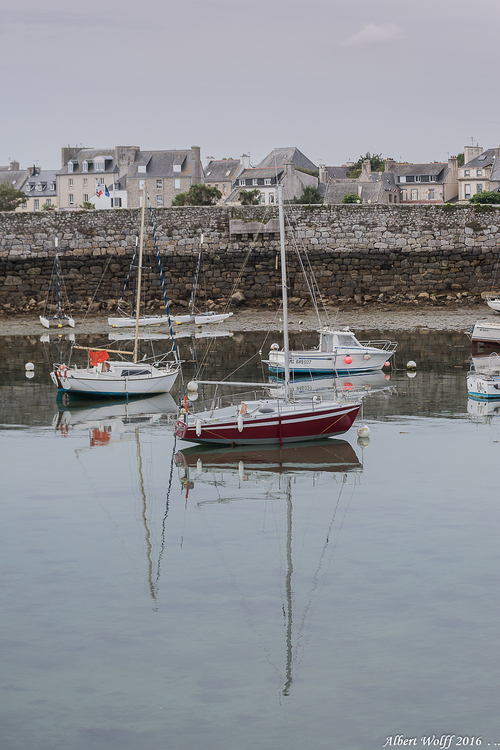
[2,327,500,750]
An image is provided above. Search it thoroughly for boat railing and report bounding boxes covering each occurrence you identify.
[358,339,398,353]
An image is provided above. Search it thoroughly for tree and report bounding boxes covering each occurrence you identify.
[469,191,500,204]
[342,193,362,204]
[348,152,385,178]
[172,183,221,206]
[239,189,261,205]
[293,185,322,204]
[457,153,465,167]
[0,183,26,211]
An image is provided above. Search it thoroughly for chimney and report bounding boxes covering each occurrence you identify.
[448,155,458,173]
[384,157,395,172]
[463,145,483,166]
[61,146,81,167]
[318,164,327,184]
[240,153,250,169]
[205,156,214,168]
[190,146,203,183]
[495,146,500,161]
[9,160,20,171]
[360,160,372,181]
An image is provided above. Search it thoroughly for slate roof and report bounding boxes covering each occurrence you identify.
[489,155,500,183]
[236,167,284,181]
[58,148,119,176]
[391,163,447,179]
[256,147,317,172]
[0,169,29,190]
[127,150,194,179]
[463,148,495,169]
[204,159,241,182]
[23,169,58,197]
[325,166,350,180]
[324,172,398,204]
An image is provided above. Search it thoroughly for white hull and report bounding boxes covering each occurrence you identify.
[267,348,392,374]
[195,312,233,325]
[470,320,500,344]
[486,296,500,312]
[40,315,75,329]
[467,372,500,400]
[51,360,180,397]
[172,314,196,325]
[108,315,172,328]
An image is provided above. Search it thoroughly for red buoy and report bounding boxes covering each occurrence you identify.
[344,355,353,364]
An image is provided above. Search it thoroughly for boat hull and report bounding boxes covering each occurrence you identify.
[467,373,500,400]
[108,315,172,328]
[486,297,500,312]
[470,320,500,345]
[40,315,75,329]
[195,312,233,325]
[175,400,360,445]
[267,350,391,375]
[52,362,179,397]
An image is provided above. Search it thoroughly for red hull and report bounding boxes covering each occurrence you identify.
[175,402,360,445]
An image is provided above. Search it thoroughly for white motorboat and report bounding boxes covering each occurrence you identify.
[51,184,181,398]
[40,237,75,329]
[175,184,361,446]
[467,352,500,400]
[469,320,500,345]
[264,327,397,375]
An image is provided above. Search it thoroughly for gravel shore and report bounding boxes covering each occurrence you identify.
[0,304,490,336]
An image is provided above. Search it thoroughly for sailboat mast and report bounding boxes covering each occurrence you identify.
[54,237,62,316]
[277,184,291,399]
[133,182,147,363]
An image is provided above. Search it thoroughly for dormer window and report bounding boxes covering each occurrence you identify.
[36,182,42,191]
[82,161,89,172]
[68,161,74,173]
[94,159,105,172]
[138,165,147,174]
[239,179,246,186]
[253,179,258,185]
[50,182,56,191]
[173,165,181,173]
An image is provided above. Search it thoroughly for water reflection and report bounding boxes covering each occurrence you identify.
[175,440,361,699]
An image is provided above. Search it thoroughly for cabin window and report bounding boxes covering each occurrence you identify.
[337,334,360,347]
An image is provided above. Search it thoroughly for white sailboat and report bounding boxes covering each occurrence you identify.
[51,185,181,398]
[40,237,75,329]
[175,185,361,445]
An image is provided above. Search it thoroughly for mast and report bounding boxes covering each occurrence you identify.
[54,236,62,317]
[133,182,147,363]
[277,184,291,399]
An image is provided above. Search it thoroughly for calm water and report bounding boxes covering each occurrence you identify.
[2,329,500,750]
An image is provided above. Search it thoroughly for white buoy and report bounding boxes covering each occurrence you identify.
[237,414,244,432]
[195,420,202,436]
[188,392,199,401]
[25,371,35,380]
[25,362,34,371]
[357,424,370,438]
[357,436,370,448]
[187,380,198,392]
[407,371,417,379]
[407,360,417,371]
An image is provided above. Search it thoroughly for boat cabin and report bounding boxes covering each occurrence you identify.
[319,330,361,352]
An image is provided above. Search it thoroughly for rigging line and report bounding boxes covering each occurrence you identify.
[195,206,272,379]
[81,255,113,323]
[117,233,139,312]
[147,194,178,360]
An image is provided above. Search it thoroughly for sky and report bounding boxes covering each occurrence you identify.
[1,0,499,171]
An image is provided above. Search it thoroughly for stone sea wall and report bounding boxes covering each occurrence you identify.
[1,204,500,314]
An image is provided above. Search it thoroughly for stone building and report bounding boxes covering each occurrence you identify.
[457,146,500,202]
[204,155,247,202]
[126,147,204,208]
[57,146,138,209]
[20,167,58,211]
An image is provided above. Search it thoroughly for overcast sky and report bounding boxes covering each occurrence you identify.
[2,0,499,170]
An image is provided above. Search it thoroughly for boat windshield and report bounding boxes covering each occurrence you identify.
[336,334,360,347]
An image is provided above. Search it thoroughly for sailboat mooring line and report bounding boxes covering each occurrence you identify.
[148,200,178,360]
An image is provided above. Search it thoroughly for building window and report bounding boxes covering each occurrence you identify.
[22,201,27,209]
[112,197,122,208]
[156,179,162,189]
[82,161,88,172]
[83,194,88,202]
[175,179,180,189]
[68,194,74,205]
[253,179,258,186]
[94,159,105,171]
[156,195,163,207]
[68,178,73,188]
[34,199,39,210]
[114,182,119,191]
[269,193,275,204]
[402,189,408,201]
[139,179,145,190]
[260,192,265,204]
[465,170,470,177]
[264,178,271,185]
[83,178,88,188]
[411,189,418,201]
[46,198,51,206]
[50,182,56,191]
[68,162,74,173]
[99,177,104,185]
[173,164,181,173]
[464,184,471,199]
[477,184,483,194]
[239,179,245,186]
[428,190,435,200]
[477,170,482,177]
